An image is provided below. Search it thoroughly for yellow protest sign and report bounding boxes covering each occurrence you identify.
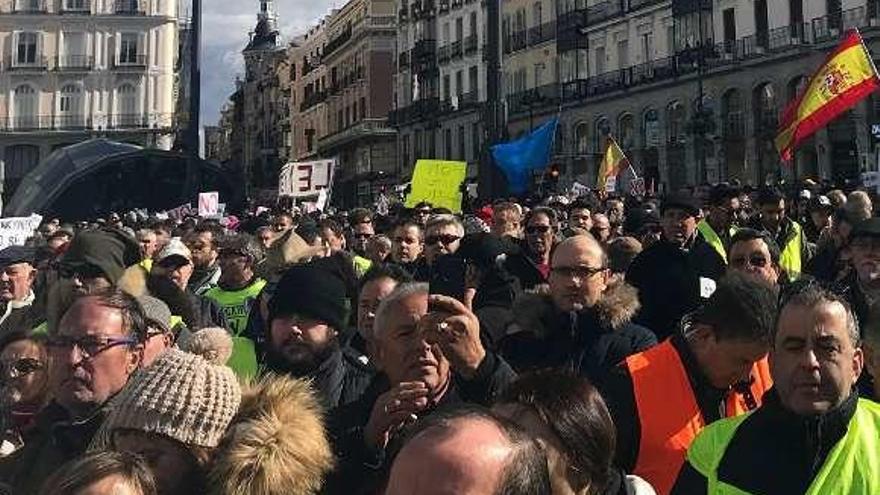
[405,160,467,213]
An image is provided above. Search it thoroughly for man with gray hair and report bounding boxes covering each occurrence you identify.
[673,283,880,494]
[424,214,465,268]
[327,282,516,493]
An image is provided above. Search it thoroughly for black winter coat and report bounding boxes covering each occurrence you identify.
[324,351,516,494]
[499,281,657,379]
[626,234,726,340]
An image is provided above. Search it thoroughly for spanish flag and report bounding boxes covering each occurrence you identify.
[776,29,880,161]
[597,136,628,192]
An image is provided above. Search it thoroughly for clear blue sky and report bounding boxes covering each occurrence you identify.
[201,0,338,125]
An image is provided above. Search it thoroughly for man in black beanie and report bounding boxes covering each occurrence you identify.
[263,261,372,410]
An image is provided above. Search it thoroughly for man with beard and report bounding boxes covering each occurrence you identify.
[327,282,516,493]
[263,262,372,410]
[184,224,223,295]
[627,194,726,340]
[0,289,147,493]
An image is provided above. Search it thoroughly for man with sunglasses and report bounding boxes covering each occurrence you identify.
[204,235,266,378]
[603,273,777,495]
[500,234,655,376]
[727,228,783,286]
[627,193,726,340]
[697,184,740,263]
[523,207,558,281]
[748,186,809,281]
[423,215,464,268]
[0,289,147,493]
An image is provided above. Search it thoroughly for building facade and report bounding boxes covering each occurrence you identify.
[0,0,179,205]
[505,0,880,192]
[315,0,397,207]
[289,16,331,163]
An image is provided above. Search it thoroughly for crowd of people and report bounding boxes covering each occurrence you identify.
[0,181,877,494]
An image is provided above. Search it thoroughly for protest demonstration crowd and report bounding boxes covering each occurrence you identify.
[0,178,875,495]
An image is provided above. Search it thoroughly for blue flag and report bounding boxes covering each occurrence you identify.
[490,118,559,195]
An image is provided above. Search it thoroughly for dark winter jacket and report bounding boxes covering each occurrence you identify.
[0,293,44,340]
[472,270,521,350]
[626,234,726,340]
[263,345,374,412]
[671,389,860,495]
[324,351,516,494]
[0,401,110,494]
[499,281,657,379]
[188,292,230,330]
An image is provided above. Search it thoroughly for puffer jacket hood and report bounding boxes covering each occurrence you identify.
[508,279,641,340]
[208,374,334,495]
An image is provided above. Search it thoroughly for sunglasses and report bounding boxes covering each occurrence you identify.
[0,358,44,378]
[353,232,373,239]
[426,234,461,246]
[730,255,769,269]
[527,225,552,235]
[58,264,106,280]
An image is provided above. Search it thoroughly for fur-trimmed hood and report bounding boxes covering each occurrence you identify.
[208,374,334,495]
[507,280,641,340]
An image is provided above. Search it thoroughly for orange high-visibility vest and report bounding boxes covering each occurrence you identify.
[624,339,772,495]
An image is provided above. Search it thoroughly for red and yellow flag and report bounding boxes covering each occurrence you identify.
[776,29,880,161]
[597,136,628,193]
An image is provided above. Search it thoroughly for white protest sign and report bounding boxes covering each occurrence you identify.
[315,189,329,212]
[198,192,220,217]
[280,159,336,198]
[0,214,42,250]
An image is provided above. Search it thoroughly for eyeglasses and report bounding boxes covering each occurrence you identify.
[730,255,769,269]
[58,264,105,280]
[353,232,374,239]
[526,225,552,235]
[550,265,607,279]
[0,358,44,378]
[46,335,138,359]
[425,234,461,246]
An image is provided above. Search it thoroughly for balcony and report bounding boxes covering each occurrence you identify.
[450,39,463,59]
[438,0,449,13]
[60,0,91,13]
[0,113,174,132]
[324,25,353,58]
[629,0,665,11]
[438,44,450,64]
[114,54,147,69]
[389,97,441,126]
[557,10,588,52]
[507,84,561,115]
[584,0,623,27]
[318,118,397,151]
[300,90,327,112]
[114,0,145,15]
[412,39,438,73]
[507,30,527,52]
[55,55,94,70]
[464,34,478,54]
[451,0,462,9]
[11,0,48,13]
[528,21,556,46]
[5,56,49,71]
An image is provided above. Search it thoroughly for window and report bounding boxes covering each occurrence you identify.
[595,117,610,152]
[533,2,542,26]
[16,32,38,65]
[618,113,634,149]
[59,84,85,128]
[534,63,545,87]
[471,123,480,160]
[352,102,358,123]
[443,74,451,101]
[119,33,140,65]
[469,12,477,39]
[456,70,464,98]
[62,32,87,67]
[13,85,37,129]
[360,97,366,119]
[617,39,629,70]
[469,66,478,99]
[574,122,589,154]
[456,17,464,42]
[65,0,88,10]
[594,46,605,74]
[445,128,453,158]
[458,125,466,160]
[117,84,137,124]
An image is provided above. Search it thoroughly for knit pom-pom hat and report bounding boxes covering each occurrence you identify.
[103,327,242,448]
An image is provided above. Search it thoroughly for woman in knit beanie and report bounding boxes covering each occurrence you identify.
[99,327,242,495]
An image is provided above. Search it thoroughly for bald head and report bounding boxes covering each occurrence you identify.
[386,417,512,495]
[549,234,610,311]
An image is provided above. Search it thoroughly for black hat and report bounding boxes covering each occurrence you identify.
[807,195,833,213]
[60,228,141,282]
[0,246,35,267]
[661,193,701,217]
[850,218,880,240]
[457,233,518,269]
[269,263,348,331]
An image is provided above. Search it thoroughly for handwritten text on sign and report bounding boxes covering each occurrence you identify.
[0,214,42,250]
[279,160,336,197]
[405,160,467,213]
